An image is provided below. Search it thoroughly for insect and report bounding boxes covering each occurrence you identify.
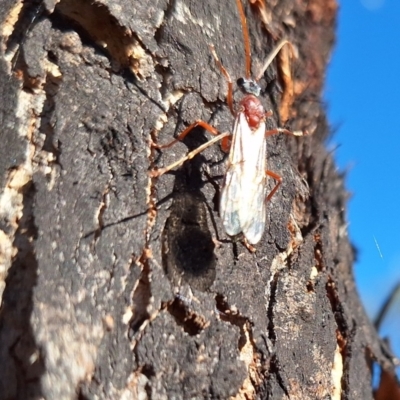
[151,0,306,245]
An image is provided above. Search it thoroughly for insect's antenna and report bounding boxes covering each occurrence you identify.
[235,0,251,79]
[255,39,293,82]
[210,45,234,115]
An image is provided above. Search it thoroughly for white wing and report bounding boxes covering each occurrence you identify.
[220,112,267,244]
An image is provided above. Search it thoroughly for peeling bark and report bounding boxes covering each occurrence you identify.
[0,0,396,399]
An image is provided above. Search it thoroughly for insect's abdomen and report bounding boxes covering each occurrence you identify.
[220,113,267,244]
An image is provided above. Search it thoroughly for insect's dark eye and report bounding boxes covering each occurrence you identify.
[237,77,245,87]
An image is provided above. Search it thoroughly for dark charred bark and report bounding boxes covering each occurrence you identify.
[0,0,396,399]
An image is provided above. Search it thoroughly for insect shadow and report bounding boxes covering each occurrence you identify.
[83,143,219,292]
[161,159,217,292]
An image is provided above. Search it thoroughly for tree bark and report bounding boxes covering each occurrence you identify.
[0,0,396,399]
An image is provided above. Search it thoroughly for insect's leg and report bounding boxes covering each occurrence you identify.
[265,110,273,118]
[243,238,257,253]
[209,45,235,116]
[153,120,221,149]
[265,170,282,202]
[220,135,232,153]
[150,131,230,178]
[265,127,307,137]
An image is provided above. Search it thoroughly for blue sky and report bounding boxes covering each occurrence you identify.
[325,0,400,355]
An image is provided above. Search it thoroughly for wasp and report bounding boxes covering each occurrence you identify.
[151,0,306,245]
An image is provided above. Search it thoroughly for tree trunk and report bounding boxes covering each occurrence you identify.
[0,0,396,399]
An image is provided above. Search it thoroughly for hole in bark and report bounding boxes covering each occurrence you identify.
[53,0,137,70]
[141,364,155,378]
[128,254,151,337]
[306,280,314,292]
[266,272,280,343]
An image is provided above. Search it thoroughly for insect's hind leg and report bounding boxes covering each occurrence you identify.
[265,170,282,202]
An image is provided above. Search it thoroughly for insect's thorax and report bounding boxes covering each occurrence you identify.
[239,94,265,129]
